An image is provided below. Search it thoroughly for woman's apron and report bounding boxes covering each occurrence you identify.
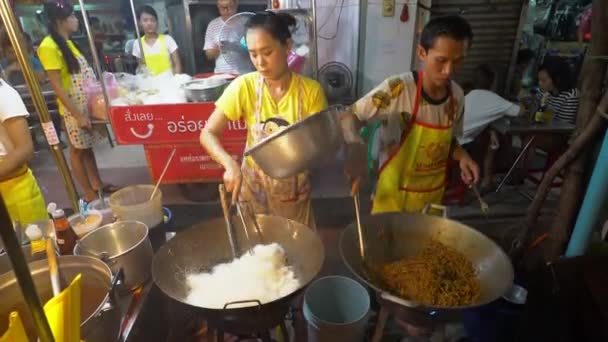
[372,71,455,214]
[0,96,46,226]
[63,55,104,149]
[141,35,172,76]
[239,76,315,229]
[0,166,47,226]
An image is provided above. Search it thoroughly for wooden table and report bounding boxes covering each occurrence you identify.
[490,117,576,192]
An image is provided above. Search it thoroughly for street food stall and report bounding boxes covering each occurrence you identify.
[103,2,319,187]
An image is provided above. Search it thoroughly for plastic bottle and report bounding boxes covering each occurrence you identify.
[534,95,548,123]
[47,203,79,255]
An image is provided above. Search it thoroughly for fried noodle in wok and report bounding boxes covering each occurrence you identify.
[376,240,480,306]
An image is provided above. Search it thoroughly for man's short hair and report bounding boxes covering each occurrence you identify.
[473,64,495,90]
[420,15,473,51]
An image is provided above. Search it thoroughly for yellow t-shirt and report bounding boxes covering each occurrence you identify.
[216,71,328,151]
[37,36,83,115]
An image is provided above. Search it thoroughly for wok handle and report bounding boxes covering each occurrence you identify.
[421,203,448,218]
[223,299,263,310]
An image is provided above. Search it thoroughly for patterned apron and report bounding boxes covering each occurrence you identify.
[239,76,315,229]
[372,71,455,214]
[63,55,104,149]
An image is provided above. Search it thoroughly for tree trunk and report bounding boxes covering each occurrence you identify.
[518,0,608,263]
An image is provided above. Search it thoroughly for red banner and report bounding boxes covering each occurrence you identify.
[109,103,247,145]
[144,142,246,184]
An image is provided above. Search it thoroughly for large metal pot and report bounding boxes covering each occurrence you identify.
[0,244,46,275]
[0,255,121,341]
[340,210,514,312]
[152,214,325,334]
[75,221,153,290]
[183,78,229,102]
[245,105,344,179]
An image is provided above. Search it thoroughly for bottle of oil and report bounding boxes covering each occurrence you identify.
[47,204,78,255]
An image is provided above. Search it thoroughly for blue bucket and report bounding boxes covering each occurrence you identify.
[303,276,371,342]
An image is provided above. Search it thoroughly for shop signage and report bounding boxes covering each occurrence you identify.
[144,143,246,183]
[109,103,247,145]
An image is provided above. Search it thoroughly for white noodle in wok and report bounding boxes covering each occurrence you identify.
[185,243,300,308]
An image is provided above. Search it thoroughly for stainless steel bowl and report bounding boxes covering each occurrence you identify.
[183,79,228,103]
[245,105,345,179]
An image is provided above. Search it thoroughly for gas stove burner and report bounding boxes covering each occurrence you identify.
[171,320,291,342]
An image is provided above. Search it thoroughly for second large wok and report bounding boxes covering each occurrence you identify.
[340,211,513,312]
[152,215,325,333]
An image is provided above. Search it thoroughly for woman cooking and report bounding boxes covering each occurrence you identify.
[132,5,182,75]
[200,11,328,228]
[38,1,117,203]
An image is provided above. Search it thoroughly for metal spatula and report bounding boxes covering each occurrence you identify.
[471,185,489,215]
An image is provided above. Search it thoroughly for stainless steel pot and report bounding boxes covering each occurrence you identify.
[75,221,153,290]
[0,255,121,342]
[0,244,46,275]
[245,105,345,179]
[183,79,228,102]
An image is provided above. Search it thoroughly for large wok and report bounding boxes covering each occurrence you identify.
[340,210,513,312]
[152,215,325,334]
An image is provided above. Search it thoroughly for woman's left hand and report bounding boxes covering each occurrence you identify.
[459,154,480,185]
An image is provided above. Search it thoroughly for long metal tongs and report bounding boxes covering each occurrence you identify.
[351,180,366,260]
[218,184,255,257]
[219,184,240,259]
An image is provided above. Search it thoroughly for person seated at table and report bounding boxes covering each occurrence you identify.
[0,32,46,86]
[538,58,579,125]
[517,58,580,179]
[459,64,522,191]
[0,78,48,226]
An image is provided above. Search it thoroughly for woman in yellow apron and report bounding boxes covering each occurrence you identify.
[0,79,47,226]
[134,5,182,75]
[200,12,328,228]
[38,1,118,203]
[342,15,480,215]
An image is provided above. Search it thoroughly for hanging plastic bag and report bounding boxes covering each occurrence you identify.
[84,73,119,121]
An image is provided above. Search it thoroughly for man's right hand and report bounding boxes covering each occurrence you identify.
[344,141,368,195]
[223,160,242,204]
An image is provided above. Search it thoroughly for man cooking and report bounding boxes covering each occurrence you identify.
[342,15,480,214]
[204,0,240,74]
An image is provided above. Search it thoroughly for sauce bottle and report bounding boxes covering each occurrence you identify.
[534,95,548,123]
[47,204,78,255]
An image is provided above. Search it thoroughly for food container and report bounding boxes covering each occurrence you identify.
[75,221,153,290]
[245,105,345,178]
[89,197,114,225]
[68,210,103,238]
[183,74,231,102]
[0,255,122,342]
[109,185,163,228]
